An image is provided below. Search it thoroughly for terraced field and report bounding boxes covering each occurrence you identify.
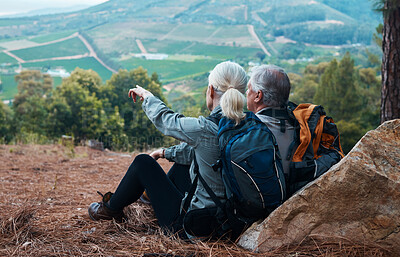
[0,52,17,64]
[120,57,219,82]
[11,37,89,61]
[22,57,113,82]
[30,31,77,44]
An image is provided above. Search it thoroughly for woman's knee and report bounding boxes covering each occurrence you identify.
[126,154,160,176]
[129,154,153,168]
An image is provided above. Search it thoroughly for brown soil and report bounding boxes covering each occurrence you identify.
[0,144,391,256]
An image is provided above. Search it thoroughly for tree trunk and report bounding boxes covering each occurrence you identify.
[381,1,400,123]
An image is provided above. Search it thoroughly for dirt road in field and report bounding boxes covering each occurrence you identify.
[247,24,271,57]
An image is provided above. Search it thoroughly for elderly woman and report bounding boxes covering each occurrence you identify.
[88,61,247,238]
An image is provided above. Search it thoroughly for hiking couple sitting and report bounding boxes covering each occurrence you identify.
[88,61,343,240]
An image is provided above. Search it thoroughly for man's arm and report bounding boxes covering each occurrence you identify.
[164,142,193,165]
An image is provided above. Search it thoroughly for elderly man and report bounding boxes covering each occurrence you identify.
[246,64,294,177]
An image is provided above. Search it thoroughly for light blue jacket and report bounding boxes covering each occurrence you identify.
[142,96,225,211]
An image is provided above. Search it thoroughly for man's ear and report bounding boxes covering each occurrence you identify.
[255,90,263,103]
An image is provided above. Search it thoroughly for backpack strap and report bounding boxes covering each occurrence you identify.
[180,154,224,214]
[292,104,325,161]
[258,107,295,133]
[181,111,222,213]
[193,155,225,210]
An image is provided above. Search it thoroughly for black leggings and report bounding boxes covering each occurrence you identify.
[108,154,191,229]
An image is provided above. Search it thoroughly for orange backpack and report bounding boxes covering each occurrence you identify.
[287,103,345,196]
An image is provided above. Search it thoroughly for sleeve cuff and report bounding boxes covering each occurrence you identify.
[164,147,173,161]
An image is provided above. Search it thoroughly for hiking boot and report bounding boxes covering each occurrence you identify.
[88,191,125,222]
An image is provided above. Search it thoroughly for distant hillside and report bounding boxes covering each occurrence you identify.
[0,0,380,44]
[0,0,382,103]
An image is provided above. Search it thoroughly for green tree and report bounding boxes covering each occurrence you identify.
[290,74,319,104]
[100,106,128,150]
[102,67,168,150]
[46,96,72,138]
[314,52,362,121]
[50,79,105,142]
[13,70,53,136]
[63,68,102,97]
[0,101,13,143]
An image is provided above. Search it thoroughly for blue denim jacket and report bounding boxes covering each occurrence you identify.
[142,96,225,211]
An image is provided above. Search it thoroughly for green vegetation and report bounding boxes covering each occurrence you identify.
[180,43,261,59]
[0,18,32,27]
[290,52,380,153]
[120,57,219,82]
[0,101,12,143]
[0,0,384,153]
[1,67,171,150]
[321,0,380,22]
[1,58,113,100]
[259,4,328,25]
[21,57,112,82]
[140,39,261,60]
[0,75,18,100]
[11,37,88,61]
[273,22,373,45]
[0,52,17,64]
[140,39,193,54]
[29,31,77,44]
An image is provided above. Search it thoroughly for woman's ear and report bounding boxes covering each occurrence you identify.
[208,85,215,98]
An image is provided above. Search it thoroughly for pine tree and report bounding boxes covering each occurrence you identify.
[378,0,400,122]
[314,53,362,121]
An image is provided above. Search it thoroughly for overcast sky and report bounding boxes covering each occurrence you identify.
[0,0,109,16]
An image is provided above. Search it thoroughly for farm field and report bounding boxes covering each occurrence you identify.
[21,57,113,82]
[1,56,114,101]
[0,18,32,27]
[140,39,262,59]
[0,75,18,100]
[0,74,66,101]
[11,37,89,61]
[0,39,39,51]
[29,30,77,44]
[120,57,220,82]
[0,52,17,64]
[88,22,259,54]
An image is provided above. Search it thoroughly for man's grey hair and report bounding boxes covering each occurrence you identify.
[249,65,291,108]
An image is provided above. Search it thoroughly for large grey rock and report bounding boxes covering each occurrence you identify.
[238,119,400,252]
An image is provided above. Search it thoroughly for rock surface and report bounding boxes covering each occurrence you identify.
[238,119,400,252]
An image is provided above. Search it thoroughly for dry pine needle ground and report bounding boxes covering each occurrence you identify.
[0,144,392,256]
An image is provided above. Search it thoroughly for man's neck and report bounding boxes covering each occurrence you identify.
[254,104,269,113]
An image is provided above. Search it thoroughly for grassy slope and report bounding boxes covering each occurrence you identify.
[0,75,18,100]
[29,31,77,44]
[11,37,89,61]
[21,57,112,82]
[0,52,17,64]
[120,57,219,82]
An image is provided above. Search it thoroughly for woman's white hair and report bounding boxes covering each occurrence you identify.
[208,61,247,125]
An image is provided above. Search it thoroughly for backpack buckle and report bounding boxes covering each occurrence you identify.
[212,160,222,171]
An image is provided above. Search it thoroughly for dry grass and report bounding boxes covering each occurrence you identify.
[0,144,394,256]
